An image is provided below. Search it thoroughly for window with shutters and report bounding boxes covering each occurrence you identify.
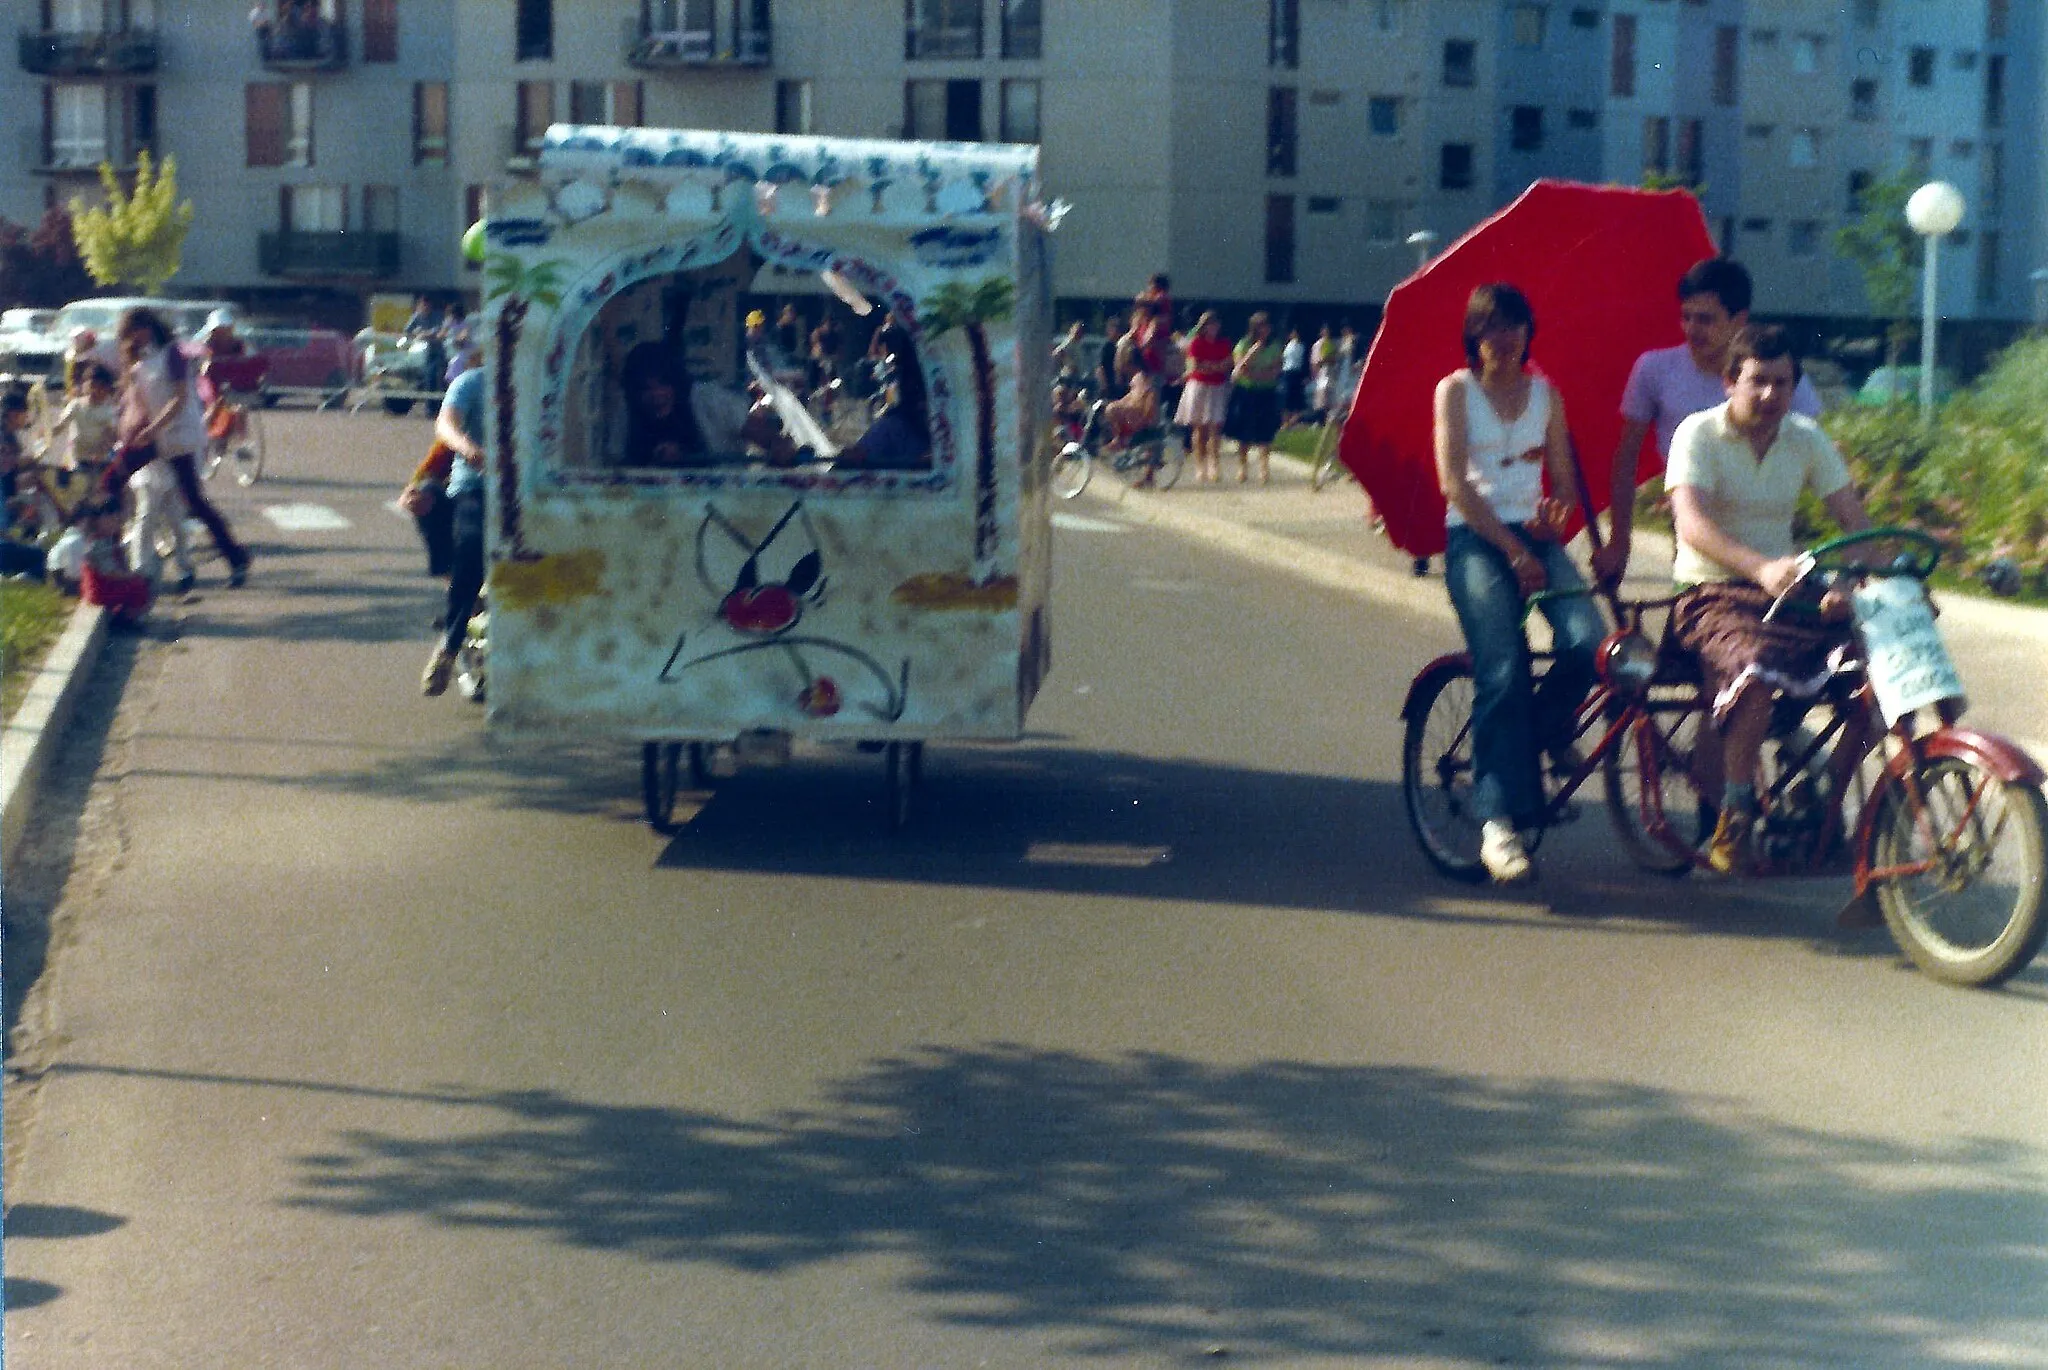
[1267,87,1297,176]
[775,80,812,135]
[48,85,108,168]
[516,80,554,153]
[1643,116,1670,174]
[1442,39,1476,88]
[570,81,641,127]
[999,79,1039,143]
[286,82,313,166]
[1265,193,1295,283]
[413,81,447,164]
[904,79,980,140]
[362,184,399,232]
[246,82,289,167]
[1610,14,1636,97]
[282,184,346,232]
[516,0,551,61]
[1713,25,1738,104]
[362,0,397,61]
[906,0,981,60]
[1000,0,1040,60]
[1440,142,1474,190]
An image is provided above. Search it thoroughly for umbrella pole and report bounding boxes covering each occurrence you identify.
[1564,435,1624,621]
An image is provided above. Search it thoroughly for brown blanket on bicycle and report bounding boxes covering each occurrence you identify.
[1672,580,1855,723]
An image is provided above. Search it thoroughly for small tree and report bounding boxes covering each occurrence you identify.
[1833,167,1920,382]
[68,151,195,295]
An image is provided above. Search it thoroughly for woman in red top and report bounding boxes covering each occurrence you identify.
[1174,311,1233,483]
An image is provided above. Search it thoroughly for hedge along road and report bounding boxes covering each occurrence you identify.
[4,410,2047,1369]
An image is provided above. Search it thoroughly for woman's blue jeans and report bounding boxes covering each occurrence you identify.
[1443,525,1605,826]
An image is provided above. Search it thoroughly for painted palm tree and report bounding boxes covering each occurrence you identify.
[482,253,567,560]
[922,276,1017,573]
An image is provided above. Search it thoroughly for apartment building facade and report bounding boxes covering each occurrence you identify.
[1,0,2043,328]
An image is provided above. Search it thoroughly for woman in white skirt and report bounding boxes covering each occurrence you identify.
[1174,311,1233,483]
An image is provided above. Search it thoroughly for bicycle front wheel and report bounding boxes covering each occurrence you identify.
[1402,662,1486,881]
[1872,755,2048,987]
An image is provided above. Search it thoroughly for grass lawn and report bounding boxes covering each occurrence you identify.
[2,579,74,723]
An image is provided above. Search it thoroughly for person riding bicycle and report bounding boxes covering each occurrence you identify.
[1432,283,1605,884]
[1087,346,1160,452]
[1665,324,1874,875]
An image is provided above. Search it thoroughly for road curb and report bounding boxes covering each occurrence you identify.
[2,600,108,871]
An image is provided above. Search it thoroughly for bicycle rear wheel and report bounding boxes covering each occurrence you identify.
[1872,756,2048,987]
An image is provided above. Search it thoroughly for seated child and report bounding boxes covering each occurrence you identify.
[76,497,152,626]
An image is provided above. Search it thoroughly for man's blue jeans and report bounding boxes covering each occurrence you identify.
[1443,525,1605,826]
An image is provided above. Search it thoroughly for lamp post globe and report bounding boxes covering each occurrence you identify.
[1904,181,1965,415]
[1404,229,1439,271]
[1905,180,1965,237]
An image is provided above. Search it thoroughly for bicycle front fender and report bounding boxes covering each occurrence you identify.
[1851,728,2046,897]
[1401,652,1472,721]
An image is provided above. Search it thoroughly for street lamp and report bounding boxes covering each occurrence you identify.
[1904,180,1965,416]
[1405,228,1439,272]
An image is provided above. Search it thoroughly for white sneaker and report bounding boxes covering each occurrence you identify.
[1480,820,1534,884]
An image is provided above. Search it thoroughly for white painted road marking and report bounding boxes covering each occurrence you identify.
[261,503,353,532]
[1051,512,1125,533]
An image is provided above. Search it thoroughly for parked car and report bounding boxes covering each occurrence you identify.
[50,296,245,351]
[0,307,64,385]
[243,324,355,397]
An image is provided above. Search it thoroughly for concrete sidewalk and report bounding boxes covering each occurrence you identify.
[1081,449,2048,759]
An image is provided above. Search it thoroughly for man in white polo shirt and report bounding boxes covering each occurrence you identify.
[1665,324,1872,874]
[1594,257,1821,585]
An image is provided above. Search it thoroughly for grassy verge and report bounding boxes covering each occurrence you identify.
[2,579,74,723]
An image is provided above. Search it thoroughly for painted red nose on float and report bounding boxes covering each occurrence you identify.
[721,585,800,634]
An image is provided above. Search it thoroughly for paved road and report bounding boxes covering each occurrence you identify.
[5,414,2047,1368]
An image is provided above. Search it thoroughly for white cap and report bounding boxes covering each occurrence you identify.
[204,309,237,334]
[69,326,97,348]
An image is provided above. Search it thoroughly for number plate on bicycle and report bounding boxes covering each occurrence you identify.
[1852,576,1966,725]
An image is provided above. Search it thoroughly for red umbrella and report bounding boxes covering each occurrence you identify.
[1338,180,1717,558]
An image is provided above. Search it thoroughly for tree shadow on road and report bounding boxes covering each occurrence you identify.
[226,1046,2048,1364]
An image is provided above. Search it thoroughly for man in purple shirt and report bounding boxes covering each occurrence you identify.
[1593,258,1822,583]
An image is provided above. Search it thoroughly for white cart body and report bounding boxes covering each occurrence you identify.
[478,126,1054,744]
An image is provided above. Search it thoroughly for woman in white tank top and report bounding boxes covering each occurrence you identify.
[1430,283,1605,883]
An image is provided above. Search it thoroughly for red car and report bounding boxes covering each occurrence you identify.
[243,325,356,396]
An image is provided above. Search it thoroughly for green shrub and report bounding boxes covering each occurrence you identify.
[1823,337,2048,599]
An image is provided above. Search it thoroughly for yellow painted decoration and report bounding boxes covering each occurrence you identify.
[490,549,607,609]
[891,572,1020,611]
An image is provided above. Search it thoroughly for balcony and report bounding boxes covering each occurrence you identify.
[256,17,348,72]
[19,28,159,76]
[259,230,400,278]
[31,144,154,176]
[625,18,770,69]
